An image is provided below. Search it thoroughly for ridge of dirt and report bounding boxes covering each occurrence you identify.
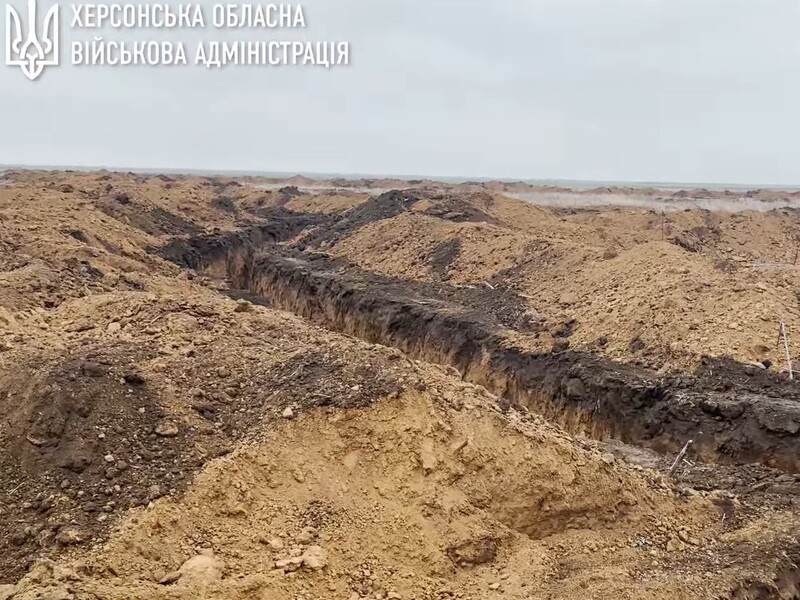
[1,171,800,599]
[159,230,800,473]
[283,188,800,373]
[8,390,800,600]
[0,288,417,582]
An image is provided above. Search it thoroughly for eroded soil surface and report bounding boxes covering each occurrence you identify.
[1,170,800,600]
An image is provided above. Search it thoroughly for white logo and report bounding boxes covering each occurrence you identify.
[5,0,59,81]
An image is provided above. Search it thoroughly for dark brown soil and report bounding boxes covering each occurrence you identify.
[300,190,421,247]
[417,189,498,224]
[0,324,412,582]
[95,194,202,237]
[5,173,800,598]
[0,342,196,581]
[160,227,800,473]
[429,238,462,280]
[691,356,800,398]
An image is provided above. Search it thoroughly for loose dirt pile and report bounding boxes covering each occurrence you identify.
[162,237,800,473]
[1,170,799,599]
[270,186,800,372]
[4,384,792,599]
[9,390,800,600]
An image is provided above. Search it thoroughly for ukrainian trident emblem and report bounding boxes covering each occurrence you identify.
[5,0,59,81]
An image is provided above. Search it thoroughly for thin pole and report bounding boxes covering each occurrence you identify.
[781,319,793,381]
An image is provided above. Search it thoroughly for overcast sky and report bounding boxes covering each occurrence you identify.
[2,0,800,184]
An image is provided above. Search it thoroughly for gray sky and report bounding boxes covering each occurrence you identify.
[2,0,800,184]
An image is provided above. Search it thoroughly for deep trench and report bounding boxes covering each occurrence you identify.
[154,223,800,599]
[160,225,800,475]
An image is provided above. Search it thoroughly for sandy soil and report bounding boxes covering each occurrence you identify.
[0,170,798,599]
[280,186,800,372]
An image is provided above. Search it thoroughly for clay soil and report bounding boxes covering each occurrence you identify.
[1,170,800,599]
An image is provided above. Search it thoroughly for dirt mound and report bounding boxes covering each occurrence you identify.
[289,188,800,372]
[0,288,414,581]
[95,193,202,237]
[163,234,800,473]
[9,391,793,600]
[324,211,532,286]
[413,189,498,224]
[1,171,800,599]
[300,189,421,248]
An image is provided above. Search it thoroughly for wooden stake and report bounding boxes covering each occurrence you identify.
[668,439,694,476]
[781,319,793,381]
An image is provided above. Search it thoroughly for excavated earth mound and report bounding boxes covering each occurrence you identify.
[162,228,800,473]
[0,171,800,600]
